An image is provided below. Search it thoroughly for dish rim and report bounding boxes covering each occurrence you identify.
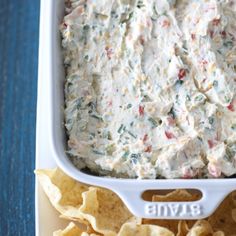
[37,0,236,220]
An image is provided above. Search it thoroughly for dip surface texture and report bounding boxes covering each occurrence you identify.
[61,0,236,179]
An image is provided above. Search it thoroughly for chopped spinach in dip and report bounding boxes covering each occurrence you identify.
[61,0,236,179]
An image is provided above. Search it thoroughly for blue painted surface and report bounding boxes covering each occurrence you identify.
[0,0,40,235]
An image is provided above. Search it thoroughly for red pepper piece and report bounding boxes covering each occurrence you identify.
[207,140,215,149]
[145,145,152,153]
[105,46,113,60]
[209,30,214,38]
[191,34,196,40]
[200,60,208,66]
[227,102,234,112]
[139,36,145,46]
[143,134,148,143]
[182,171,192,179]
[178,69,186,80]
[212,18,221,26]
[208,164,221,177]
[139,105,144,116]
[108,100,113,106]
[220,31,226,38]
[162,20,170,27]
[165,131,175,139]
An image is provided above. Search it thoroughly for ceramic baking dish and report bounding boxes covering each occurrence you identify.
[36,0,236,219]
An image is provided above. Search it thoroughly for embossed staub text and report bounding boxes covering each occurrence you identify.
[145,203,202,217]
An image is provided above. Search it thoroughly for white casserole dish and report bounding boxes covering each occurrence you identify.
[36,0,236,220]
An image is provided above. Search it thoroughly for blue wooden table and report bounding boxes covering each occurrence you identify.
[0,0,40,235]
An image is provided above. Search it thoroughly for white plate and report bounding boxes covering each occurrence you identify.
[35,177,69,236]
[35,0,68,235]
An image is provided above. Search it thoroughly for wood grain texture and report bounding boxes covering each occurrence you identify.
[0,0,40,235]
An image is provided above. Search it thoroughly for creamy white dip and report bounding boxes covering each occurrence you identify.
[61,0,236,179]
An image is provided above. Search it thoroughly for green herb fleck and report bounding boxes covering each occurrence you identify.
[137,0,145,8]
[176,80,184,86]
[106,144,116,155]
[213,80,218,87]
[90,114,103,121]
[175,94,180,105]
[79,123,87,131]
[83,24,90,31]
[224,154,232,162]
[130,153,140,164]
[89,133,96,139]
[92,149,105,155]
[148,117,158,128]
[121,12,134,23]
[231,124,236,130]
[131,153,139,159]
[117,124,125,133]
[111,10,115,15]
[122,150,130,159]
[224,95,231,103]
[107,131,112,140]
[84,55,89,61]
[194,94,205,102]
[88,101,96,111]
[127,130,137,139]
[76,97,84,109]
[223,41,233,48]
[168,106,176,119]
[127,12,134,21]
[186,95,191,101]
[197,136,203,142]
[208,117,214,124]
[127,104,132,109]
[151,15,158,21]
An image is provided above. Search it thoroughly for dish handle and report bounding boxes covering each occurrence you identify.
[113,186,234,219]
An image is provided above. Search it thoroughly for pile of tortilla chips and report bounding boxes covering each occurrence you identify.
[35,168,236,236]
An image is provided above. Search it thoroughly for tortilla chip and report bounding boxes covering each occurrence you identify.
[187,220,224,236]
[81,233,101,236]
[142,219,180,234]
[79,187,137,236]
[176,220,189,236]
[35,168,89,220]
[230,191,236,230]
[126,216,142,224]
[212,233,225,236]
[231,191,236,206]
[232,208,236,222]
[59,214,88,224]
[53,222,84,236]
[143,218,197,235]
[53,222,101,236]
[152,189,200,202]
[208,193,236,235]
[118,222,174,236]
